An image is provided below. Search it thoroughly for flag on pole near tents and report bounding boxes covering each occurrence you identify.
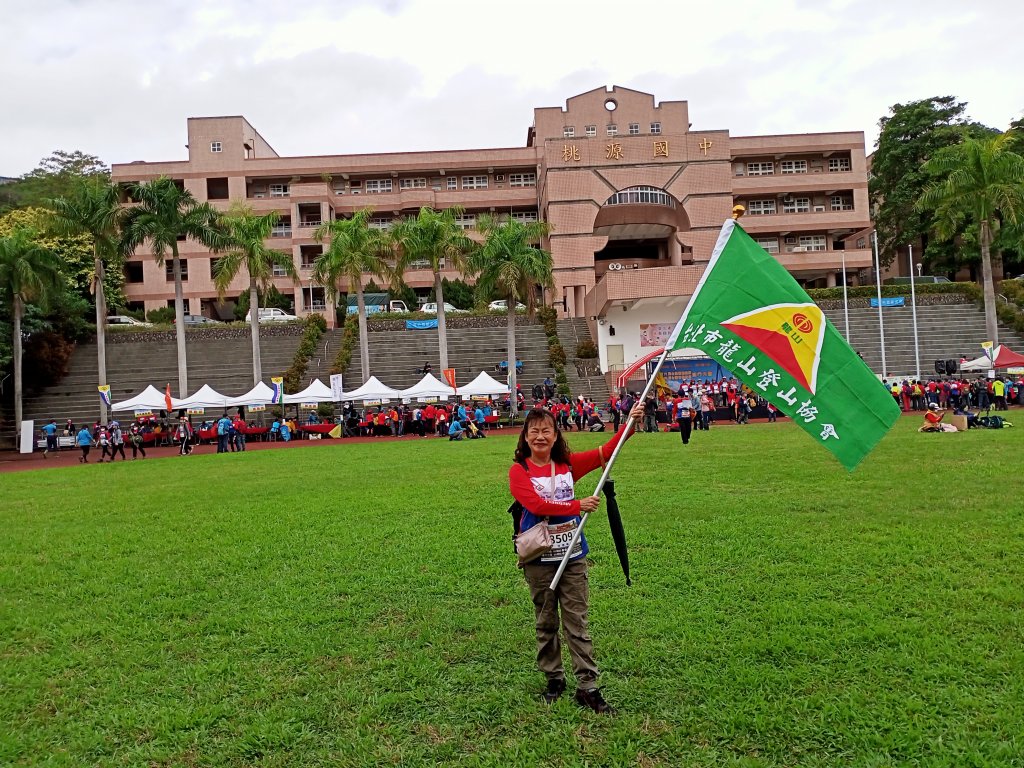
[97,385,111,407]
[270,377,284,405]
[164,384,173,413]
[667,219,900,470]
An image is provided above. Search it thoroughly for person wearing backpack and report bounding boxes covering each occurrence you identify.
[129,421,147,459]
[216,414,231,453]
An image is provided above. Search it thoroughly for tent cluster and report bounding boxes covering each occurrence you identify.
[110,372,510,412]
[959,345,1024,372]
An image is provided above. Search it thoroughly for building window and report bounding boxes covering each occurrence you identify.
[509,172,536,188]
[206,177,229,200]
[208,257,221,278]
[650,122,661,135]
[830,195,854,211]
[165,260,188,281]
[563,126,575,138]
[799,235,827,251]
[210,141,222,153]
[605,186,676,208]
[829,157,852,172]
[755,237,779,253]
[461,175,488,190]
[782,197,811,214]
[747,199,777,215]
[446,176,457,190]
[628,123,640,135]
[399,177,426,189]
[270,216,292,237]
[746,161,774,176]
[454,214,476,229]
[365,179,393,193]
[369,217,392,230]
[125,261,144,283]
[272,263,288,277]
[585,125,597,137]
[269,183,289,197]
[511,210,538,222]
[606,124,618,136]
[780,160,807,174]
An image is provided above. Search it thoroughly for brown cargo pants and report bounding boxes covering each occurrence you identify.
[522,559,599,690]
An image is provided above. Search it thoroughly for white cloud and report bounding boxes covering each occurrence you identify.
[1,0,1021,175]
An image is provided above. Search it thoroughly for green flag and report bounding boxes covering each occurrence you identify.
[667,219,900,470]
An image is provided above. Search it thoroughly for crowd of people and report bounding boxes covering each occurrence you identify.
[886,375,1024,412]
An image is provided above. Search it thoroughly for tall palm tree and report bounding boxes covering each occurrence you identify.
[120,177,224,394]
[215,204,298,385]
[391,207,475,371]
[0,228,62,432]
[47,177,123,421]
[313,209,395,381]
[469,215,553,419]
[918,134,1024,346]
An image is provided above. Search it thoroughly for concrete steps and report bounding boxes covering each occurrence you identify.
[821,302,1024,377]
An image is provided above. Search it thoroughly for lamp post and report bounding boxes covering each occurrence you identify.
[872,230,888,379]
[908,244,920,380]
[841,249,850,342]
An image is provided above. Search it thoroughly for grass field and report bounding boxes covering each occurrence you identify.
[2,419,1023,767]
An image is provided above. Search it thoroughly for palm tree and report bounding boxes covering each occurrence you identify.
[469,215,553,419]
[47,177,123,421]
[215,204,298,385]
[313,209,395,381]
[391,207,476,371]
[918,134,1024,346]
[0,228,62,432]
[120,177,224,394]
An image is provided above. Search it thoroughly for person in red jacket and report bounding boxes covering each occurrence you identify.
[508,400,644,713]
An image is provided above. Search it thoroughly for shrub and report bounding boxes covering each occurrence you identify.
[146,306,175,324]
[548,343,567,367]
[576,340,598,359]
[555,370,569,385]
[316,402,335,420]
[283,315,326,392]
[22,331,75,392]
[806,282,978,301]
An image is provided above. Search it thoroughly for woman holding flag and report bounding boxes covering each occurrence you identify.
[508,401,643,713]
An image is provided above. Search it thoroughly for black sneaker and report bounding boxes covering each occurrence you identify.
[574,687,615,714]
[543,678,566,704]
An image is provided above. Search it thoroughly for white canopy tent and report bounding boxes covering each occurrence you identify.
[226,381,276,408]
[459,371,510,397]
[341,376,402,402]
[399,373,456,400]
[282,379,335,404]
[111,385,167,412]
[172,384,229,410]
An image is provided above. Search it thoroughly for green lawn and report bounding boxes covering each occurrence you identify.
[2,420,1022,767]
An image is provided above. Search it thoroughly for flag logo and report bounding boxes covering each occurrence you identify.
[721,303,825,394]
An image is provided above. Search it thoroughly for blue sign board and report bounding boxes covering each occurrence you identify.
[406,319,438,330]
[870,297,905,307]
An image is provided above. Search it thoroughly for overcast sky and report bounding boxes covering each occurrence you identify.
[3,0,1022,176]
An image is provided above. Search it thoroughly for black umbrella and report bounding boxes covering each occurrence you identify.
[602,478,631,586]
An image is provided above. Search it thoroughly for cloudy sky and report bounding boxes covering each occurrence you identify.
[3,0,1021,175]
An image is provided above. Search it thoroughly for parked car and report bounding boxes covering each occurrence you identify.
[245,308,298,323]
[488,300,527,312]
[183,314,223,325]
[420,302,468,314]
[106,315,151,327]
[883,276,951,285]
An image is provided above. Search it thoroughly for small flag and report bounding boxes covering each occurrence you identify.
[97,385,111,407]
[271,377,284,405]
[164,383,173,412]
[443,368,457,389]
[330,373,345,402]
[328,425,341,439]
[667,219,900,470]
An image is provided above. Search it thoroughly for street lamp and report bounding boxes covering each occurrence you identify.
[872,230,888,379]
[841,249,850,342]
[908,244,921,380]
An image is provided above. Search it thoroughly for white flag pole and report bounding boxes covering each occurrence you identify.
[549,209,745,592]
[548,344,673,591]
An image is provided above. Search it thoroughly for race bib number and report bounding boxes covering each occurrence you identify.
[540,519,583,563]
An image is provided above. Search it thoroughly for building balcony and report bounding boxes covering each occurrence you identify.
[774,247,872,272]
[586,265,706,317]
[739,209,868,232]
[731,170,861,195]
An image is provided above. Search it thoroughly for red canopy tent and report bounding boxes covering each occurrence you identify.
[992,345,1024,368]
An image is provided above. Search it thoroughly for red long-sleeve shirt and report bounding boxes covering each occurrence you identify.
[508,425,632,519]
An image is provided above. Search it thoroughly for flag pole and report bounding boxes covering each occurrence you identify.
[548,206,748,591]
[548,344,674,591]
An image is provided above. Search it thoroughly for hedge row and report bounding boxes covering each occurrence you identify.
[330,313,359,376]
[806,282,979,301]
[283,314,327,393]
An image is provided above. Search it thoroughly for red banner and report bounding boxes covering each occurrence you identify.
[443,368,457,389]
